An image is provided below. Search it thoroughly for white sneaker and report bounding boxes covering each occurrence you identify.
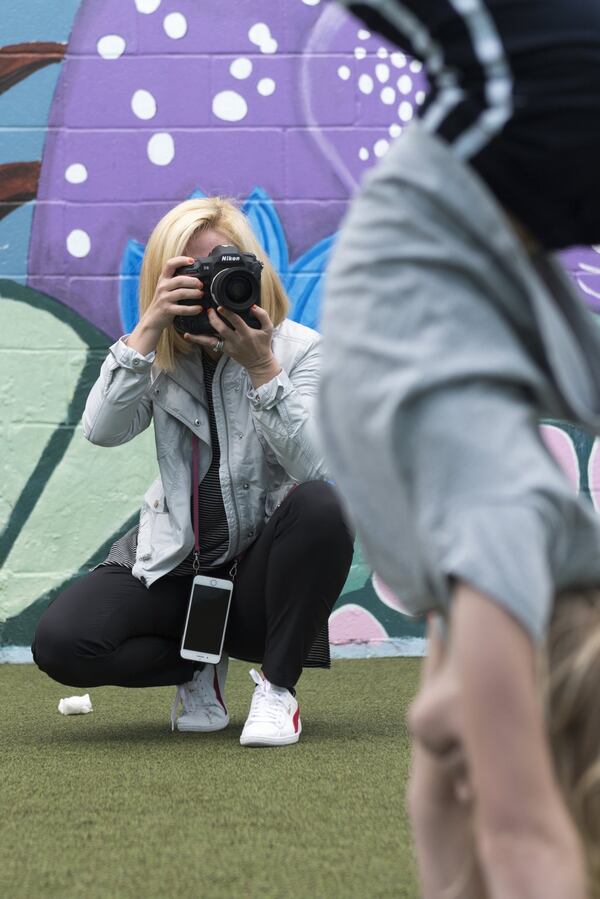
[170,655,229,732]
[239,668,301,747]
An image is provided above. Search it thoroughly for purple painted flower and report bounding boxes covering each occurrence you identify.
[27,0,427,338]
[560,245,600,314]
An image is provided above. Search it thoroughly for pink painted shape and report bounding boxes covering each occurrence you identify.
[587,439,600,512]
[329,604,388,644]
[539,425,579,492]
[372,572,415,616]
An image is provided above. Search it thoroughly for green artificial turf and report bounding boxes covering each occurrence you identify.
[1,658,422,899]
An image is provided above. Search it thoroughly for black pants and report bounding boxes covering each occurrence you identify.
[31,481,354,692]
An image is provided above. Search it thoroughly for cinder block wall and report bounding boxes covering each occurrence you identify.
[1,0,597,656]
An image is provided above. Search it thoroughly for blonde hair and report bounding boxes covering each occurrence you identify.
[546,589,600,897]
[138,197,290,371]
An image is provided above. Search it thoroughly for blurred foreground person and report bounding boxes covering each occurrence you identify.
[321,1,600,895]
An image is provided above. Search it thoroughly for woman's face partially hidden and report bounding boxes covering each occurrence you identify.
[184,229,231,260]
[182,229,231,358]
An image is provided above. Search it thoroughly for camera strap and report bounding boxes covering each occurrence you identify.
[191,433,239,581]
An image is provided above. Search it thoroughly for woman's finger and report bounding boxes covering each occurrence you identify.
[249,304,272,329]
[207,307,233,335]
[216,306,250,333]
[168,304,203,316]
[167,275,204,292]
[169,288,205,302]
[163,256,195,278]
[182,332,221,349]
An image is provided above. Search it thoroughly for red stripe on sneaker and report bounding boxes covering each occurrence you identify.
[292,705,300,733]
[213,668,227,712]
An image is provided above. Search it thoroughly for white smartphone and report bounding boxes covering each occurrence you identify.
[180,575,234,664]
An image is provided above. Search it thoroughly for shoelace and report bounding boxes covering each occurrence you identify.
[245,668,290,726]
[170,669,221,731]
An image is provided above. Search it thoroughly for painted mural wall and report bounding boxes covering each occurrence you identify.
[1,0,599,658]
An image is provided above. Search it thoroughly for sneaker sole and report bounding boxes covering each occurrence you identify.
[177,716,230,733]
[239,724,302,747]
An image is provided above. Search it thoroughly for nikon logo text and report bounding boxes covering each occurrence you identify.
[222,256,239,262]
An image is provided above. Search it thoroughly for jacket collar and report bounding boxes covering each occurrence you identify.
[167,346,208,404]
[152,346,238,405]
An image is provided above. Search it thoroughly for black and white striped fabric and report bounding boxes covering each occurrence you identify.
[344,0,513,160]
[339,0,600,250]
[99,349,331,668]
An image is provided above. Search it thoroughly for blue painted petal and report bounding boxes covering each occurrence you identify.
[288,275,326,331]
[243,187,289,275]
[286,233,337,329]
[119,239,145,333]
[189,187,208,199]
[288,233,337,278]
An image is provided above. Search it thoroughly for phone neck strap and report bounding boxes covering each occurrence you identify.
[192,433,201,573]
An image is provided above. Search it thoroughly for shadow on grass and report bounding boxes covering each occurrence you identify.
[9,713,407,749]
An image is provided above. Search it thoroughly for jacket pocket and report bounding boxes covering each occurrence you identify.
[143,477,168,513]
[137,479,171,562]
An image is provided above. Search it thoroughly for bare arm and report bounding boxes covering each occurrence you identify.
[449,585,586,899]
[408,617,487,899]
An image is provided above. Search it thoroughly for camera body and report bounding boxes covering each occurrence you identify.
[173,244,263,336]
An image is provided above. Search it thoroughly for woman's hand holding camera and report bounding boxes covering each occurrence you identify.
[183,305,282,388]
[127,256,205,356]
[126,256,281,388]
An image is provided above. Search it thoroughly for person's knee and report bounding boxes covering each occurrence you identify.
[31,614,85,685]
[288,481,355,548]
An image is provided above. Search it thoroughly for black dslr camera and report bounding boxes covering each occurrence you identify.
[173,244,263,336]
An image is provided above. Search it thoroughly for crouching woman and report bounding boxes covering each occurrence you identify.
[32,197,354,746]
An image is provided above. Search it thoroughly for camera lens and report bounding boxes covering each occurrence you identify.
[226,275,252,304]
[212,267,258,310]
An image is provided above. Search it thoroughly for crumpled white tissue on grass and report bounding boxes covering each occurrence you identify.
[58,694,93,715]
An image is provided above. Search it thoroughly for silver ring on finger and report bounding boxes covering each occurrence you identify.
[212,339,225,353]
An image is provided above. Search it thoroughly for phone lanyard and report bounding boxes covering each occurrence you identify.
[191,433,238,581]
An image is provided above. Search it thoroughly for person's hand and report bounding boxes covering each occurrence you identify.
[142,256,205,332]
[183,304,280,379]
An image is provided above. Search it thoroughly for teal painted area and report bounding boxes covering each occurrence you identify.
[0,278,110,345]
[0,512,140,648]
[0,0,80,287]
[0,204,34,278]
[1,0,81,44]
[0,66,63,131]
[559,420,595,500]
[0,354,103,566]
[0,131,47,166]
[0,279,159,631]
[0,0,79,167]
[338,577,427,640]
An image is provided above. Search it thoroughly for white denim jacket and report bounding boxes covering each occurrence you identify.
[82,318,328,588]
